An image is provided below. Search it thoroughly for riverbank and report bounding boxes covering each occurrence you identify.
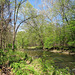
[0,49,75,75]
[25,46,75,55]
[24,46,75,55]
[49,49,75,55]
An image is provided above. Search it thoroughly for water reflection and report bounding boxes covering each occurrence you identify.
[24,49,75,70]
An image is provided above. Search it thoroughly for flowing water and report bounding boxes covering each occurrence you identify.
[24,49,75,73]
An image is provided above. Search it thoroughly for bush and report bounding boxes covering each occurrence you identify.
[0,49,8,66]
[8,44,12,48]
[35,46,43,49]
[39,58,71,75]
[10,62,39,75]
[7,44,17,49]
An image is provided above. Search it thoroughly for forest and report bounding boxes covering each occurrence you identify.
[0,0,75,75]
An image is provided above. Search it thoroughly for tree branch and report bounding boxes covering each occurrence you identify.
[15,15,39,33]
[16,0,26,22]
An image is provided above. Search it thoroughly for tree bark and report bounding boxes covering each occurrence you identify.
[11,0,39,51]
[0,4,4,49]
[12,0,16,51]
[0,31,2,49]
[12,32,16,51]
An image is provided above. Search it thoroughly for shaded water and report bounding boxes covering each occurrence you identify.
[24,49,75,72]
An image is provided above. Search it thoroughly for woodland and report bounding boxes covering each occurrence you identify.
[0,0,75,75]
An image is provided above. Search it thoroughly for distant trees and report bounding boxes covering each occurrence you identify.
[16,0,75,51]
[0,0,75,51]
[16,31,29,48]
[0,0,39,50]
[40,0,75,50]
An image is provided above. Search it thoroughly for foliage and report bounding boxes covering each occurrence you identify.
[16,31,29,48]
[0,0,75,75]
[7,44,17,49]
[44,36,54,49]
[0,49,74,75]
[10,57,72,75]
[0,50,28,67]
[0,49,6,65]
[11,62,39,75]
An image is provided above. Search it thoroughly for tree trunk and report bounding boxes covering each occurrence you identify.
[0,32,2,49]
[0,31,1,49]
[12,0,16,51]
[0,4,4,49]
[41,40,44,49]
[12,32,16,51]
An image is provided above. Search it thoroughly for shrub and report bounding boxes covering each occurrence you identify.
[7,44,17,49]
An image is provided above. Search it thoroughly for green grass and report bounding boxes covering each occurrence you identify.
[10,58,73,75]
[0,49,74,75]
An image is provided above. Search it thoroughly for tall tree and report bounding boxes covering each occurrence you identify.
[11,0,39,50]
[0,0,11,49]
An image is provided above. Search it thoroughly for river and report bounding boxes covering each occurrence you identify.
[24,49,75,73]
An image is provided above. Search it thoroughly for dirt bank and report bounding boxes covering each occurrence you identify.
[50,50,75,55]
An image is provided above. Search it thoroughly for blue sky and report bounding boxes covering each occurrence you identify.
[18,0,42,31]
[18,0,63,31]
[28,0,42,9]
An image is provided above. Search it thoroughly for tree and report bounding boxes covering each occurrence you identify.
[11,0,39,51]
[40,0,75,50]
[0,0,12,49]
[16,31,29,48]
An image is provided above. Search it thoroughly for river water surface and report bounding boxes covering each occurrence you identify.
[24,49,75,73]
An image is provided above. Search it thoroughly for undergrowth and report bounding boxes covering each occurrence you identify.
[0,49,74,75]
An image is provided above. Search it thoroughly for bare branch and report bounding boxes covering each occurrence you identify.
[15,15,39,33]
[16,0,26,22]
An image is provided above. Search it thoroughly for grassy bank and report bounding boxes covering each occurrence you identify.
[10,58,73,75]
[0,49,74,75]
[24,46,75,55]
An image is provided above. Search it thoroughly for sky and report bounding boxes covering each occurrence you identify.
[18,0,62,31]
[18,0,42,31]
[28,0,42,9]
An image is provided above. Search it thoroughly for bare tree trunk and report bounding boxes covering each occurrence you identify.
[0,29,2,49]
[12,30,16,51]
[11,0,38,51]
[0,31,2,49]
[12,0,16,51]
[0,29,1,49]
[0,4,4,49]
